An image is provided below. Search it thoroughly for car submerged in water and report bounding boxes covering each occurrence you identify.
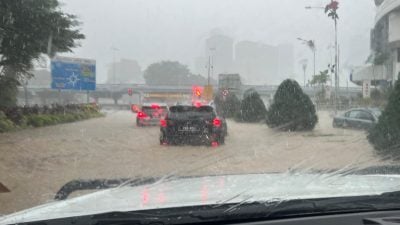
[159,105,227,146]
[332,108,382,130]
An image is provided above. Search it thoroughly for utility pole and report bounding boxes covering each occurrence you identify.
[207,55,211,86]
[111,46,119,104]
[306,1,340,114]
[207,47,216,86]
[334,17,339,114]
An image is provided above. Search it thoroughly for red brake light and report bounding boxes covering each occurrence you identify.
[160,119,167,127]
[194,101,202,108]
[151,104,160,109]
[137,111,148,118]
[211,141,219,147]
[213,118,221,127]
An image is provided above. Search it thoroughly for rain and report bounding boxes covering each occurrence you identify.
[1,0,400,223]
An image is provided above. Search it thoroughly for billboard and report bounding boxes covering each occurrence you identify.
[51,56,96,90]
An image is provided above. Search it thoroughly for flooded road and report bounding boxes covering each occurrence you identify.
[0,110,385,214]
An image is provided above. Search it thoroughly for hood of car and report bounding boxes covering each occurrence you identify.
[2,173,400,224]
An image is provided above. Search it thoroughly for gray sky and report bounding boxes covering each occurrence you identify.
[61,0,376,85]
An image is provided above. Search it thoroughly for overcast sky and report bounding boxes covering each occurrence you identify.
[60,0,376,85]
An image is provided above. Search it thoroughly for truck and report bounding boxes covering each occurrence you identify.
[218,74,242,95]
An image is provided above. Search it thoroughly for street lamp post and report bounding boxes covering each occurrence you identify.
[303,63,307,87]
[305,1,339,114]
[207,47,216,86]
[300,59,308,88]
[111,46,119,104]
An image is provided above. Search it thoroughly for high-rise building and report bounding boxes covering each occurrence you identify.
[205,34,234,77]
[193,56,207,76]
[234,41,294,85]
[277,44,295,80]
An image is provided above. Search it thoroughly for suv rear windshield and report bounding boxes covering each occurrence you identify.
[168,106,215,119]
[142,106,168,117]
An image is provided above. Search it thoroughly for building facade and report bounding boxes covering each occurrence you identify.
[234,41,294,85]
[353,0,400,86]
[205,34,234,76]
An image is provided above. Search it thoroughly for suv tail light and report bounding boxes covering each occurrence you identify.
[160,119,167,127]
[137,111,148,118]
[213,118,221,127]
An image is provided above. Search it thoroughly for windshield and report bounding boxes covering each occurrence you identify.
[2,0,400,223]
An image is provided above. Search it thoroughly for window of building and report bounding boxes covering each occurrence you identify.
[397,48,400,62]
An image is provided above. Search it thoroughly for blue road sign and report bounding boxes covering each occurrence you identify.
[51,56,96,91]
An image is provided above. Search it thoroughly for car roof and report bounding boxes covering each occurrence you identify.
[347,108,381,112]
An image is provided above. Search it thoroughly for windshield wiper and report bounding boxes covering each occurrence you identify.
[54,177,158,200]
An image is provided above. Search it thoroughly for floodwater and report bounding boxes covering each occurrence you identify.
[0,110,387,214]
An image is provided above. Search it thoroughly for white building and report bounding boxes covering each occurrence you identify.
[353,0,400,86]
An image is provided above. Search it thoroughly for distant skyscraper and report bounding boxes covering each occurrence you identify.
[193,56,207,76]
[234,41,294,85]
[277,44,295,80]
[205,34,234,78]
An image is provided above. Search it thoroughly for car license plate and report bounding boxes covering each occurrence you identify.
[179,126,198,132]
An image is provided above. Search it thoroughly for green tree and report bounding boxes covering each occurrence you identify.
[235,89,266,122]
[368,79,400,156]
[267,79,318,131]
[0,72,19,109]
[310,70,329,87]
[310,70,330,103]
[144,61,189,86]
[143,61,210,86]
[214,92,240,118]
[0,0,85,107]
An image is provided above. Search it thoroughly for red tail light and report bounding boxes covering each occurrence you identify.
[137,111,148,118]
[151,104,160,109]
[211,141,219,147]
[213,118,221,127]
[160,119,167,127]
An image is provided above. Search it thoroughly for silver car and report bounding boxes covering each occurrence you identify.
[332,108,382,130]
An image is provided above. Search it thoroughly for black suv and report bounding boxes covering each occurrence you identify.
[159,105,227,146]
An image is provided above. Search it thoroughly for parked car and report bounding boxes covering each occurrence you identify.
[136,103,168,127]
[159,105,227,146]
[332,108,381,130]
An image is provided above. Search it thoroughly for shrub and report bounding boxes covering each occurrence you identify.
[27,115,59,127]
[214,93,241,118]
[0,111,15,132]
[267,79,318,131]
[368,79,400,156]
[27,115,45,127]
[4,106,25,125]
[235,89,267,122]
[1,104,102,131]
